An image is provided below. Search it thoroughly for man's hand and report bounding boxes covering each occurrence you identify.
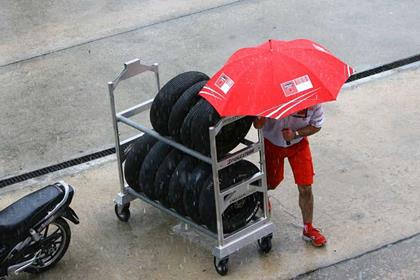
[282,128,295,142]
[253,117,265,129]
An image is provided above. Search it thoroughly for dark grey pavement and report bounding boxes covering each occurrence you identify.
[1,0,420,178]
[0,0,237,66]
[297,234,420,280]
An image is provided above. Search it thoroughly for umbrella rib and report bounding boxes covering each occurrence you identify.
[273,89,320,120]
[264,87,320,118]
[200,90,223,100]
[202,86,225,99]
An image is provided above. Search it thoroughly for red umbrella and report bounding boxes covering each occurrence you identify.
[199,39,354,119]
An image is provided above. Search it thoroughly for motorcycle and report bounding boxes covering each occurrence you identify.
[0,181,79,278]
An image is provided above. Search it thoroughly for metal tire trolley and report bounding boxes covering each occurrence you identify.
[108,59,274,276]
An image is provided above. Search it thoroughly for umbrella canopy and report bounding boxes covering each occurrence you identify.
[199,39,354,119]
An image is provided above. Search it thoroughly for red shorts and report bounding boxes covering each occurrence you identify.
[264,137,314,189]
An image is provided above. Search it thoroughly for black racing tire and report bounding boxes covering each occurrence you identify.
[182,99,253,156]
[154,149,184,206]
[180,99,218,149]
[167,156,196,215]
[199,160,260,233]
[168,80,208,139]
[124,134,158,192]
[183,162,212,223]
[139,141,173,200]
[150,71,209,135]
[179,102,197,148]
[25,218,71,273]
[215,115,253,155]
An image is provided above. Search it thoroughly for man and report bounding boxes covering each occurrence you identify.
[254,104,327,247]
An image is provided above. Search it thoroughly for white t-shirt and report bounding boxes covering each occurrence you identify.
[262,104,324,147]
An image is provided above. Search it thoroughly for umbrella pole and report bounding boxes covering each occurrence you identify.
[285,117,291,146]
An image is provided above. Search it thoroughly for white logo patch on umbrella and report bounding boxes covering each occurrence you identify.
[215,73,234,94]
[281,75,313,97]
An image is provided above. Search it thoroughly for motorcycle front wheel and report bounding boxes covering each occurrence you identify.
[25,217,71,273]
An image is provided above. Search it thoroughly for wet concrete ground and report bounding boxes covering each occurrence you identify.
[1,66,419,279]
[297,234,420,280]
[1,0,420,178]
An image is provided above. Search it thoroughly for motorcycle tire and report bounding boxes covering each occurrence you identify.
[198,160,260,233]
[154,149,183,207]
[181,99,253,156]
[167,156,196,215]
[150,71,209,135]
[25,217,71,273]
[183,162,212,223]
[168,80,207,139]
[124,134,157,192]
[139,141,173,200]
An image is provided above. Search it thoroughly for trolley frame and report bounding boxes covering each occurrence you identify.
[108,59,274,265]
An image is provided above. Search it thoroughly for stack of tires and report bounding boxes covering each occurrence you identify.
[124,71,260,233]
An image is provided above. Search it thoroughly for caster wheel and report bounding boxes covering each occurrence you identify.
[214,256,229,276]
[115,203,131,222]
[258,233,273,253]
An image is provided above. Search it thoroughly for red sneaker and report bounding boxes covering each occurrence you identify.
[303,226,327,247]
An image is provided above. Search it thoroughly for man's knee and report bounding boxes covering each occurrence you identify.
[298,185,312,198]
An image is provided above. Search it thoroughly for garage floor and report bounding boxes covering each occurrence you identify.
[1,66,419,279]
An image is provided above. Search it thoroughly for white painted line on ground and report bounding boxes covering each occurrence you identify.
[343,61,420,90]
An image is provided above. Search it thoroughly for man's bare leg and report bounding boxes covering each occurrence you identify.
[298,185,326,247]
[298,185,313,223]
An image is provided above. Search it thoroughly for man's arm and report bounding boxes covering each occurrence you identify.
[282,125,321,141]
[283,105,324,141]
[296,125,321,138]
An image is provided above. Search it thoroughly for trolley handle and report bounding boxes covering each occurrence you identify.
[109,59,160,89]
